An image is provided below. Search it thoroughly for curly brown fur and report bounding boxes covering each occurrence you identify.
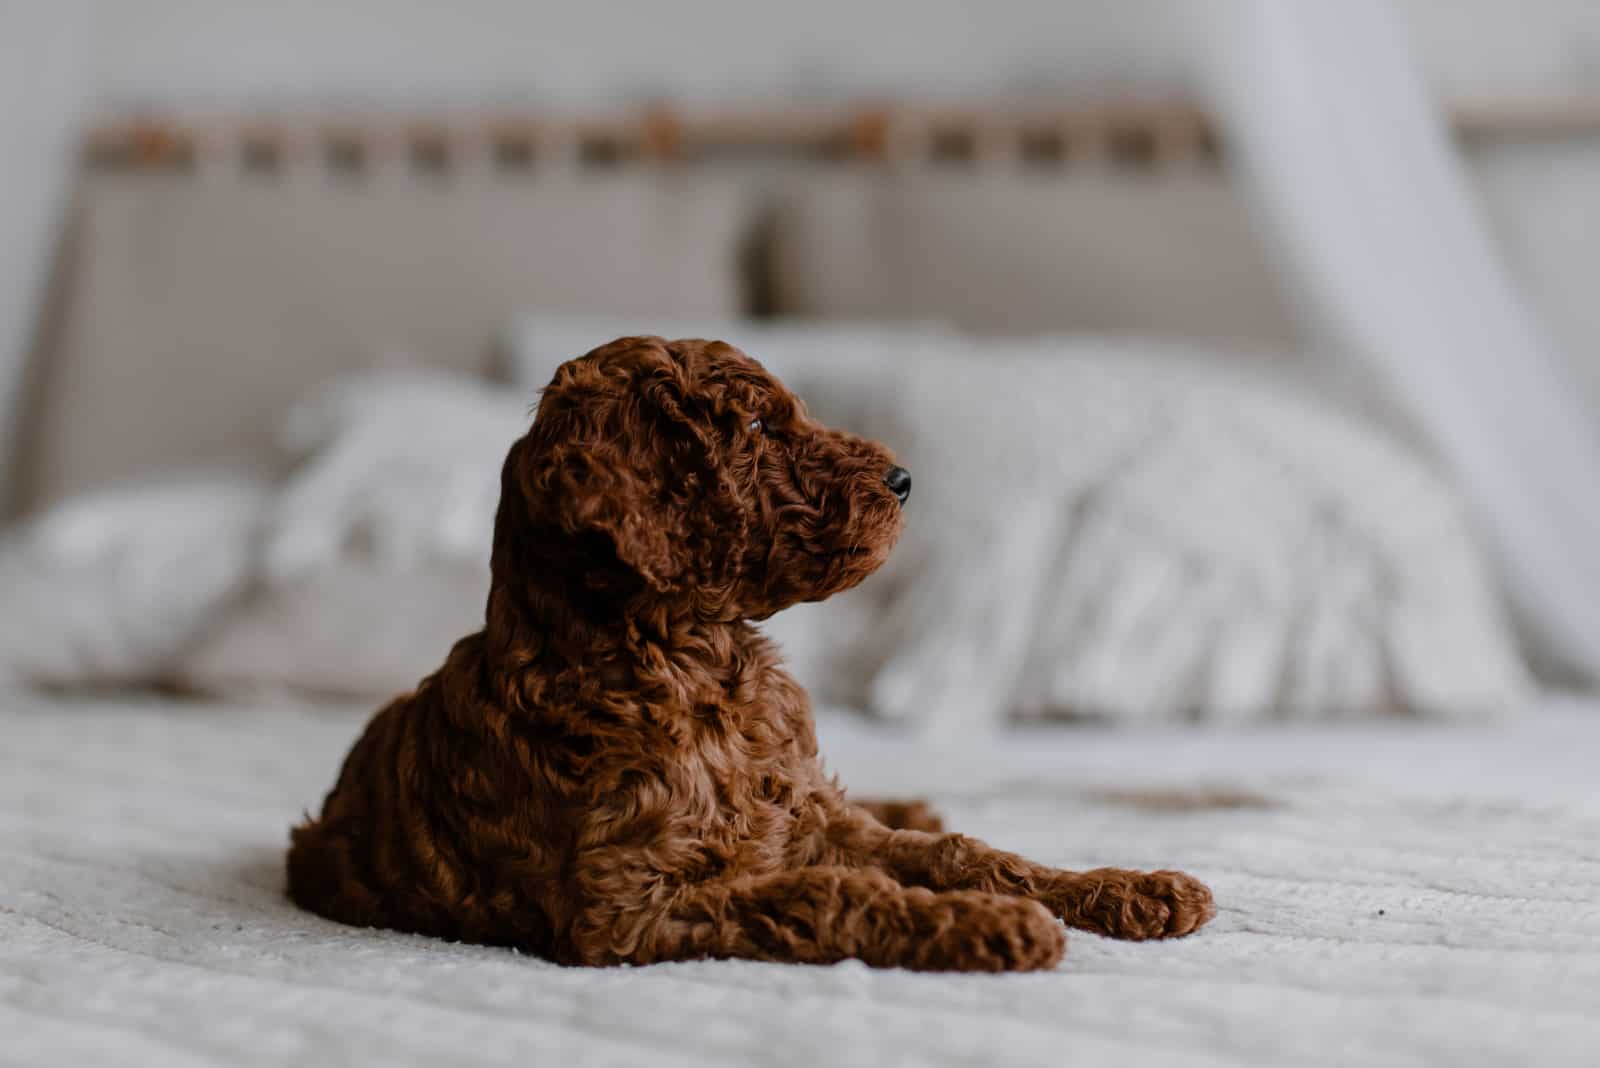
[288,336,1214,971]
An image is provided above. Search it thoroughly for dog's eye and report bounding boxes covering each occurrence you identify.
[747,417,763,434]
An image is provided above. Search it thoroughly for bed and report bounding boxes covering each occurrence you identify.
[6,691,1597,1067]
[4,99,1595,1068]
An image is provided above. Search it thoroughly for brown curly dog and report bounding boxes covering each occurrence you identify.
[288,336,1214,971]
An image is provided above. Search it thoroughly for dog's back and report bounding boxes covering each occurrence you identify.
[287,633,565,956]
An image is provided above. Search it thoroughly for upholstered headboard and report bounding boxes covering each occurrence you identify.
[15,100,1308,512]
[16,169,754,511]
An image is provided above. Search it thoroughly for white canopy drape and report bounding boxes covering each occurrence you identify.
[1196,0,1600,682]
[0,1,95,515]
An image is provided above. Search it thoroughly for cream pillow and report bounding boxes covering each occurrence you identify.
[175,369,525,699]
[20,171,752,511]
[175,563,486,699]
[768,168,1298,345]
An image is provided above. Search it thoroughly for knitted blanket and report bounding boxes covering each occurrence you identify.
[4,694,1597,1067]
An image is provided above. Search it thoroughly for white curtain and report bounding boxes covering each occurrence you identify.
[1197,0,1600,683]
[0,1,95,513]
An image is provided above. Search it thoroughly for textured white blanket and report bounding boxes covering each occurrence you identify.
[4,694,1598,1067]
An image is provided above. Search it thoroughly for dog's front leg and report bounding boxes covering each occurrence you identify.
[578,867,1064,972]
[851,797,945,832]
[822,801,1215,941]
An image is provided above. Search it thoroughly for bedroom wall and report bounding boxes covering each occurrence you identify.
[0,4,95,513]
[79,0,1600,410]
[85,0,1600,109]
[88,0,1190,110]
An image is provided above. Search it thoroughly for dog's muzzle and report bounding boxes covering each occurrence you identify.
[883,466,912,505]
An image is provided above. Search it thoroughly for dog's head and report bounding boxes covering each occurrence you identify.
[496,336,908,621]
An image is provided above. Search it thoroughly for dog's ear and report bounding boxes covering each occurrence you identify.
[509,344,746,598]
[542,435,685,593]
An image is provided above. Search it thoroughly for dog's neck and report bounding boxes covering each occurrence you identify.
[482,488,764,707]
[483,570,753,685]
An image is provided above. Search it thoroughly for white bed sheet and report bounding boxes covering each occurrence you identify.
[4,693,1598,1067]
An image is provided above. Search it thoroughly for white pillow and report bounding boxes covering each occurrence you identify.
[265,368,531,582]
[847,339,1531,725]
[171,369,526,700]
[0,474,268,688]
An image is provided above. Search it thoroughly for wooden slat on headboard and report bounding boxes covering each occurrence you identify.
[81,101,1220,174]
[81,97,1600,176]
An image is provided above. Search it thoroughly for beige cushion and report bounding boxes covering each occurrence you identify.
[18,170,751,510]
[175,563,487,699]
[769,168,1299,345]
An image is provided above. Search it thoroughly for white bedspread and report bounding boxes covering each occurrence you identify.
[4,694,1598,1067]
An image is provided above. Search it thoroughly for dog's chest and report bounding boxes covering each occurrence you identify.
[667,683,822,870]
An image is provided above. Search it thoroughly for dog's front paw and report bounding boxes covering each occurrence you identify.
[1053,869,1215,940]
[907,894,1065,972]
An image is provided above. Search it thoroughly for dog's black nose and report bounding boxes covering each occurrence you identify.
[883,466,912,505]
